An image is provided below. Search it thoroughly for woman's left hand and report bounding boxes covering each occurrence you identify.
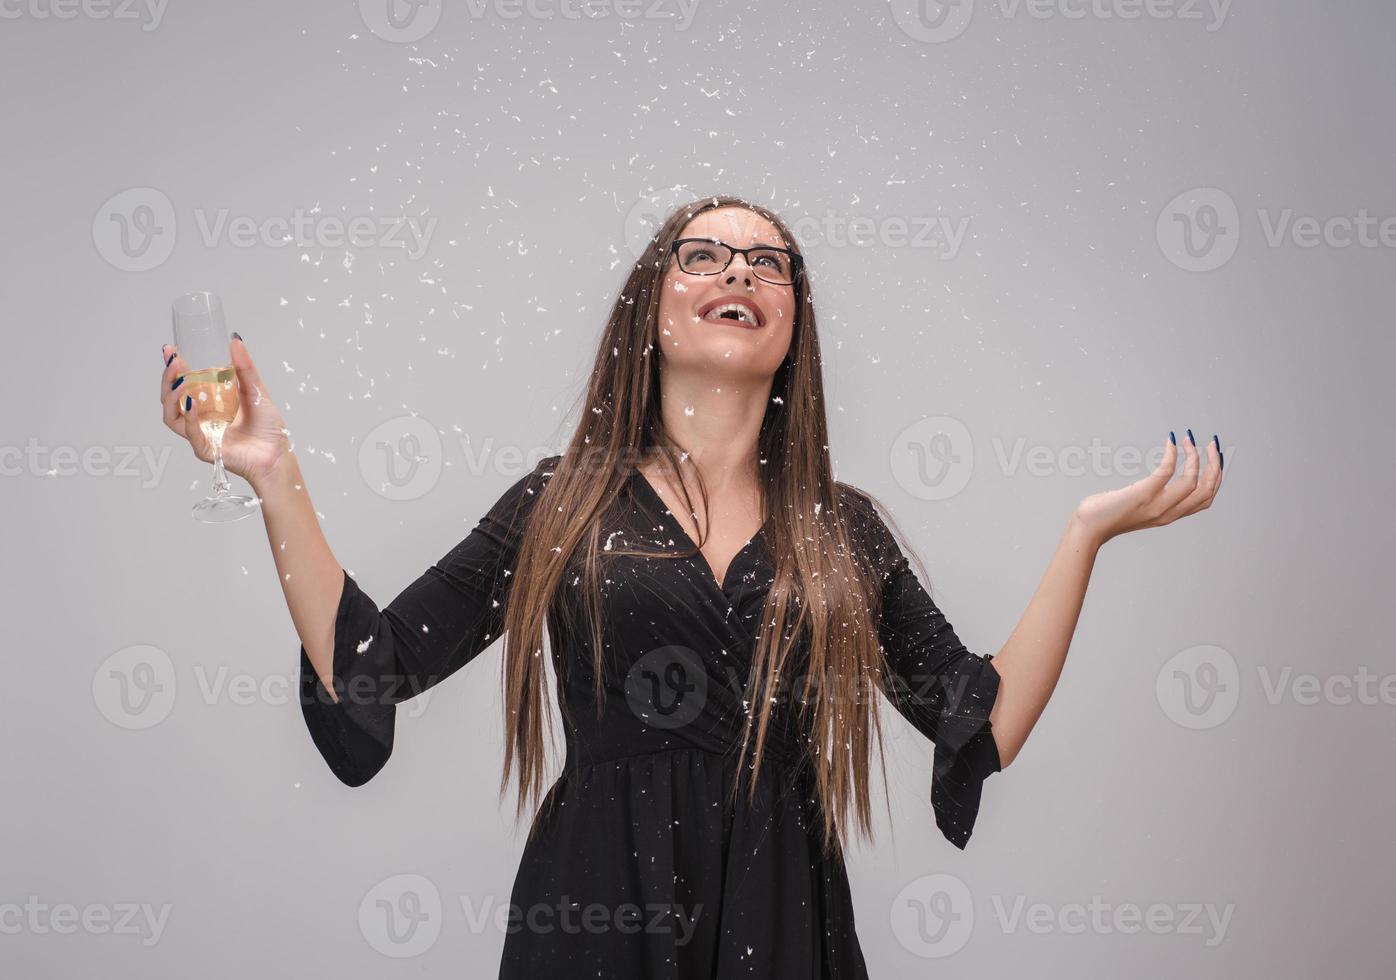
[1073,430,1224,547]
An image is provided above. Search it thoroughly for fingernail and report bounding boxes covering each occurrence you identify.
[1187,428,1195,446]
[165,352,175,367]
[171,375,184,391]
[232,331,243,342]
[1219,449,1224,470]
[184,395,192,411]
[1169,431,1176,445]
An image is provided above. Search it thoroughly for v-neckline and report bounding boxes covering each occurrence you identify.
[630,468,770,594]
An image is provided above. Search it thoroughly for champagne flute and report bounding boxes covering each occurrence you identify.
[172,291,257,523]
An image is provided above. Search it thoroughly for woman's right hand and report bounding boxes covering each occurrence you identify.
[161,334,292,488]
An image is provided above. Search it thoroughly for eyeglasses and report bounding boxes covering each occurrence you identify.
[669,237,803,286]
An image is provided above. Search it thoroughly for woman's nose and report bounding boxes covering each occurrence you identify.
[723,259,754,285]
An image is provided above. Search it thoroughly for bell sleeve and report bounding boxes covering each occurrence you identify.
[298,454,560,786]
[845,486,1003,849]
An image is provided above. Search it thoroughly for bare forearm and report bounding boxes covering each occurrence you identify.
[987,513,1102,768]
[250,451,345,701]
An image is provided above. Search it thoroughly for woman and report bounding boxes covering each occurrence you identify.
[158,195,1223,978]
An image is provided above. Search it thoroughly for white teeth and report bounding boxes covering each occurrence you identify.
[702,303,758,326]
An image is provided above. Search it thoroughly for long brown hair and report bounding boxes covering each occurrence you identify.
[499,195,899,858]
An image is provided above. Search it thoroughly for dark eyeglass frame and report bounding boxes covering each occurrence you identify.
[669,237,804,285]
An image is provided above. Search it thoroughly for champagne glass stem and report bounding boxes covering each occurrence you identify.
[208,426,230,493]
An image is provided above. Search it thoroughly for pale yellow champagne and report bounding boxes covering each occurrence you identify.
[180,365,239,441]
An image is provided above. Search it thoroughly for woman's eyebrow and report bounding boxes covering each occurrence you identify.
[708,236,790,249]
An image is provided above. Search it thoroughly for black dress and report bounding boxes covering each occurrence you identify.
[298,454,1002,979]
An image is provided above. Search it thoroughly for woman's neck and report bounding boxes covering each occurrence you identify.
[651,364,770,490]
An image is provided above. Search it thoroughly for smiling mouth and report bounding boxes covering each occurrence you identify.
[699,302,762,328]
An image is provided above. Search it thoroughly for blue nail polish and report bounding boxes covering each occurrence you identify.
[171,375,184,391]
[1169,431,1176,445]
[184,395,192,411]
[1219,450,1224,470]
[1187,428,1195,446]
[232,331,242,342]
[165,352,175,367]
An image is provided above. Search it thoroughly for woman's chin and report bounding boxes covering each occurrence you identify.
[663,342,785,380]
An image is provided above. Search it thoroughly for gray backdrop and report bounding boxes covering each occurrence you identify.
[2,0,1390,976]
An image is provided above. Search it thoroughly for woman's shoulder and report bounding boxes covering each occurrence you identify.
[833,479,888,531]
[834,479,874,510]
[480,453,565,522]
[833,479,888,538]
[832,479,909,572]
[506,452,564,491]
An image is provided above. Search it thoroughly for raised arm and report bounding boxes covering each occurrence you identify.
[158,339,565,785]
[276,454,560,786]
[162,334,346,703]
[862,430,1225,846]
[251,450,347,704]
[985,430,1225,772]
